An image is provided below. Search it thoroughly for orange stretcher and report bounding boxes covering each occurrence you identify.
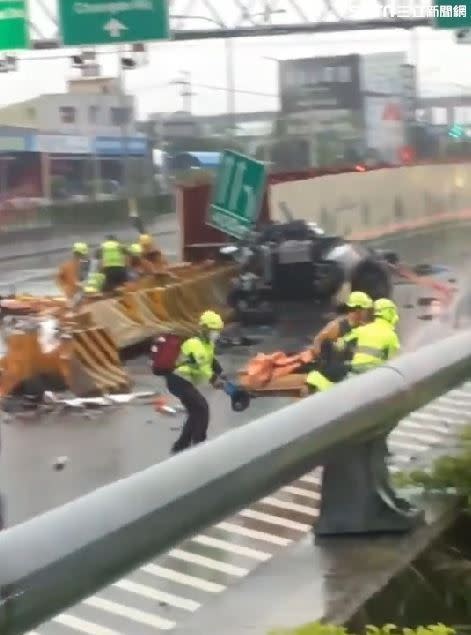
[238,350,314,394]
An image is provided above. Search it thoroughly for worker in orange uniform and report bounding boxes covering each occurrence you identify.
[127,243,155,281]
[55,242,90,300]
[140,233,169,272]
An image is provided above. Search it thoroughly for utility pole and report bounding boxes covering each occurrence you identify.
[118,47,140,218]
[174,71,194,113]
[225,39,236,134]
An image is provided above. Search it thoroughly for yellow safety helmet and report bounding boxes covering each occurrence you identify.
[374,298,399,326]
[73,242,89,256]
[139,234,155,249]
[199,310,224,330]
[346,291,373,309]
[129,243,143,257]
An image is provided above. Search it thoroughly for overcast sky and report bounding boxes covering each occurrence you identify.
[3,0,469,118]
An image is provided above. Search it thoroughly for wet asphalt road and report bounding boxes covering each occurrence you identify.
[0,223,469,635]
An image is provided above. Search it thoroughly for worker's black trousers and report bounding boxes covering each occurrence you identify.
[166,373,210,453]
[103,266,127,292]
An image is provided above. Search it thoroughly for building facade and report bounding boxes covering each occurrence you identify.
[0,77,137,137]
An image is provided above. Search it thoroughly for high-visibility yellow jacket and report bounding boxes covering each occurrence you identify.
[101,240,126,268]
[306,370,334,392]
[174,337,217,385]
[345,317,400,373]
[84,272,105,294]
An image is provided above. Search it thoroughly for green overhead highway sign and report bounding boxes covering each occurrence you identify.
[434,1,471,28]
[208,151,267,239]
[58,0,170,46]
[0,0,29,51]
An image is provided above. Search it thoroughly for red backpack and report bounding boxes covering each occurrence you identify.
[150,334,183,375]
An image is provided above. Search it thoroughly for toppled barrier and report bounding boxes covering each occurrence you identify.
[0,318,130,400]
[65,327,131,396]
[82,264,236,349]
[0,263,236,399]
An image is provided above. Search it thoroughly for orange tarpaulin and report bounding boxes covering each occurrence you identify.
[243,350,313,389]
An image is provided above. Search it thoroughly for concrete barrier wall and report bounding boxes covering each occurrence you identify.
[0,195,173,264]
[269,163,471,240]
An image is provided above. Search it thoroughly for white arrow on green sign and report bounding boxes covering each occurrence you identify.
[0,0,29,51]
[58,0,170,46]
[207,150,267,239]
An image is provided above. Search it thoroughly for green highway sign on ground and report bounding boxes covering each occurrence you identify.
[0,0,29,50]
[58,0,170,46]
[434,1,471,28]
[208,150,267,239]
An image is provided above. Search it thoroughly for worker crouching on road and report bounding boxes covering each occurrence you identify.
[304,291,373,394]
[96,235,128,293]
[56,242,90,299]
[345,298,400,374]
[166,310,225,454]
[310,291,373,358]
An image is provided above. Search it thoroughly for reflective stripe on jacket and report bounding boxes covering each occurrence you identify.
[174,337,215,384]
[346,318,400,374]
[101,240,126,268]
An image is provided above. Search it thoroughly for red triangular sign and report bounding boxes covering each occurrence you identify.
[382,103,402,121]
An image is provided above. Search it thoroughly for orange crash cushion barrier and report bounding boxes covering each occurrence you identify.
[82,264,236,349]
[0,326,130,399]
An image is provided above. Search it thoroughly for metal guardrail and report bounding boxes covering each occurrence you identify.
[0,329,470,634]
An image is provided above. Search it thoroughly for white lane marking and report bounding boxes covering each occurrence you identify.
[240,508,312,531]
[438,396,471,407]
[84,597,175,630]
[298,473,322,485]
[113,579,200,611]
[281,485,321,500]
[168,548,249,577]
[216,521,291,546]
[192,534,271,562]
[448,389,471,399]
[388,439,428,453]
[400,419,450,435]
[260,496,317,516]
[141,564,225,593]
[53,613,121,634]
[426,404,469,417]
[390,430,441,445]
[411,411,465,424]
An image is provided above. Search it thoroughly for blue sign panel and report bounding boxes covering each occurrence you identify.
[95,136,148,156]
[0,133,32,152]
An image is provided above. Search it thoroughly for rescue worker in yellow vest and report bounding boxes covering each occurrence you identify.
[310,291,373,359]
[166,310,225,454]
[98,235,128,292]
[304,291,373,394]
[347,298,400,374]
[84,270,106,294]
